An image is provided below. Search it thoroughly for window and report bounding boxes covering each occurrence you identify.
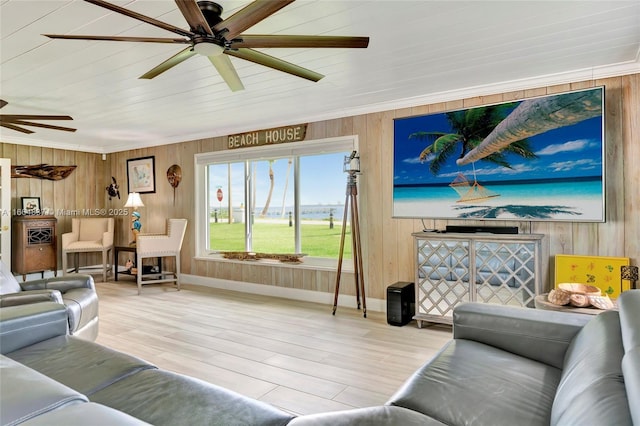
[195,136,358,263]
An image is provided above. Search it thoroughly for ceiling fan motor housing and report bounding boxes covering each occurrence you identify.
[198,1,224,27]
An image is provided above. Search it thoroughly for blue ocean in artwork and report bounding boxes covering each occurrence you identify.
[393,177,603,220]
[392,87,605,221]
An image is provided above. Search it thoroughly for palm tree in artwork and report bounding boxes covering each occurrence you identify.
[260,160,275,217]
[409,104,537,176]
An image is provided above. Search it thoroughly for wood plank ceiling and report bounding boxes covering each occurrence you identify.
[1,0,639,153]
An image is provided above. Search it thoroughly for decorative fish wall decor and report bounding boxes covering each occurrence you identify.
[11,164,77,180]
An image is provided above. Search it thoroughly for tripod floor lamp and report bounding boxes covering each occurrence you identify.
[333,151,366,318]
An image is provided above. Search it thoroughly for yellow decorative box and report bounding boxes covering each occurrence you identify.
[555,254,630,298]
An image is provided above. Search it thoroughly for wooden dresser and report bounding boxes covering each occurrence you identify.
[12,215,57,280]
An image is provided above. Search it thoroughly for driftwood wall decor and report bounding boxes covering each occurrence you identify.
[11,164,77,180]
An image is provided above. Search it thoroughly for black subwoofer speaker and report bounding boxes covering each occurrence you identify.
[387,281,415,326]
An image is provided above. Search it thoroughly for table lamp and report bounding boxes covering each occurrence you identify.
[124,192,144,245]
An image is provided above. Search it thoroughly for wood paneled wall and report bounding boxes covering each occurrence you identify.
[0,145,107,268]
[2,74,638,300]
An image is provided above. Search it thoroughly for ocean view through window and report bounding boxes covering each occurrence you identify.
[195,136,358,262]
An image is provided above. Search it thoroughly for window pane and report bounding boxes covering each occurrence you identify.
[250,158,295,253]
[208,162,246,251]
[299,152,351,259]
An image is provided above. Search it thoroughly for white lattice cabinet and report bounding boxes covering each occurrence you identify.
[413,232,546,327]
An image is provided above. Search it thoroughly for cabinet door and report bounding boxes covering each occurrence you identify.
[416,239,470,320]
[474,240,538,307]
[25,245,56,271]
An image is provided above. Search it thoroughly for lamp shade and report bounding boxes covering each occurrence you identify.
[124,192,144,208]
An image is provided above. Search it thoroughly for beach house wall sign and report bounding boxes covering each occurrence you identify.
[227,124,307,150]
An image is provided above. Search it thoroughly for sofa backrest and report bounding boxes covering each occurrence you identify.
[550,310,632,426]
[0,260,21,295]
[618,290,640,425]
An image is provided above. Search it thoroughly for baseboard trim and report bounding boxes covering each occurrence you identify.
[182,274,386,313]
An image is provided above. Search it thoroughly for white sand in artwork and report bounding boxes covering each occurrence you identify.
[394,193,603,220]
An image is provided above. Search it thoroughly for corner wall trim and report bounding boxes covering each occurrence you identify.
[181,274,386,313]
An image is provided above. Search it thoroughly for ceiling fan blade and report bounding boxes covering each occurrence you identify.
[1,114,73,121]
[84,0,192,37]
[214,0,294,40]
[0,100,7,109]
[208,55,244,92]
[10,120,77,133]
[226,48,323,82]
[230,35,370,49]
[44,34,190,44]
[140,47,197,79]
[175,0,213,35]
[0,122,35,134]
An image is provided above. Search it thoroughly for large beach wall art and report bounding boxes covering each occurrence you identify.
[393,86,605,222]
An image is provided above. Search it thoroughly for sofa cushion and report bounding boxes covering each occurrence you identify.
[7,335,155,396]
[0,355,87,426]
[90,368,294,426]
[622,347,640,426]
[0,303,68,354]
[21,402,151,426]
[453,302,589,369]
[289,405,446,426]
[550,310,632,426]
[618,289,640,353]
[388,339,562,426]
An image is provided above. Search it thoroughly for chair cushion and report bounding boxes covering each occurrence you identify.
[388,339,562,426]
[65,241,107,251]
[77,218,109,242]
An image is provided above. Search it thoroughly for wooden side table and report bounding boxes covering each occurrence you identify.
[113,245,162,281]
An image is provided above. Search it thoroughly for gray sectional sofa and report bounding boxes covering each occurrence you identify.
[0,260,98,341]
[1,289,639,425]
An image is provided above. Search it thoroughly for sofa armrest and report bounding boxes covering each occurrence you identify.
[0,290,64,307]
[0,303,68,354]
[453,302,591,368]
[21,275,95,293]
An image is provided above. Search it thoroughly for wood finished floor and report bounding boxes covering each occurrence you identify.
[95,280,452,416]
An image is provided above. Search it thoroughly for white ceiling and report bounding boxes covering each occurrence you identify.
[1,0,639,153]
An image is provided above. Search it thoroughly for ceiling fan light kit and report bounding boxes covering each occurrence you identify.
[193,41,224,57]
[43,0,369,92]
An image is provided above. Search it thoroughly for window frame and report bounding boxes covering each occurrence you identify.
[194,135,359,267]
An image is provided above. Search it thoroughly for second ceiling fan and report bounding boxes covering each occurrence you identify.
[45,0,369,92]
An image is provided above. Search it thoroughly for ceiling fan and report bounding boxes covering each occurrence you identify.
[0,99,76,134]
[44,0,370,92]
